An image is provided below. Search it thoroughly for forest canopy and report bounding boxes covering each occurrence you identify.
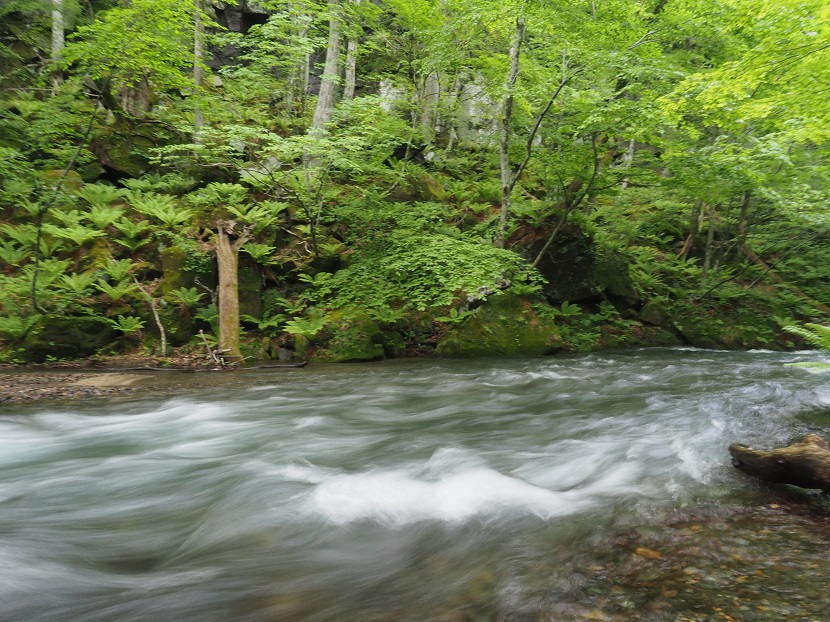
[1,0,829,363]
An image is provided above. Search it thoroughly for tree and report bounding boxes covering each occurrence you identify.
[310,0,342,131]
[61,0,212,118]
[215,218,254,360]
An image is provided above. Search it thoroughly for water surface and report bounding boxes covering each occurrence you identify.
[2,349,830,621]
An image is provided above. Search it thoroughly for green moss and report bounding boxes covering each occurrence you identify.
[19,315,119,363]
[668,298,782,350]
[436,294,562,357]
[238,259,263,319]
[311,313,386,362]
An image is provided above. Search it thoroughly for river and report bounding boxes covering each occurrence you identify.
[2,348,830,621]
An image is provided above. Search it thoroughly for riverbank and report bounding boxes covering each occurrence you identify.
[0,353,212,402]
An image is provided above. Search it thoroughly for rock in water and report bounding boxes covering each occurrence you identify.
[729,434,830,493]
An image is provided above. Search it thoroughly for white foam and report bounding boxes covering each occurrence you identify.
[309,465,593,526]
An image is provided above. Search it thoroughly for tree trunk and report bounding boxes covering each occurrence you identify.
[730,435,830,494]
[736,190,751,250]
[215,220,251,360]
[311,0,341,132]
[495,15,525,249]
[286,5,312,116]
[678,199,703,259]
[701,202,717,283]
[420,71,440,136]
[193,0,205,141]
[343,36,358,101]
[342,0,361,102]
[51,0,64,89]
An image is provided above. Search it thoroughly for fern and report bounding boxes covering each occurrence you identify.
[0,315,38,339]
[85,204,125,230]
[166,286,204,308]
[0,240,28,266]
[102,259,135,282]
[784,323,830,352]
[77,183,125,207]
[96,279,138,302]
[284,314,331,337]
[108,315,145,335]
[59,272,98,296]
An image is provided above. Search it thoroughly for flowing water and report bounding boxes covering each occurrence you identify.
[3,349,830,621]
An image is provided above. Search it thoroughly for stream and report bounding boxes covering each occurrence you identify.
[2,348,830,621]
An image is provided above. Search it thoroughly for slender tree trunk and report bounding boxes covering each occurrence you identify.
[343,37,358,101]
[495,15,525,249]
[311,0,342,131]
[193,0,205,141]
[193,0,205,144]
[619,138,635,190]
[678,199,703,259]
[736,190,751,251]
[216,220,252,360]
[287,4,312,116]
[342,0,361,102]
[702,202,717,283]
[51,0,64,89]
[420,71,440,136]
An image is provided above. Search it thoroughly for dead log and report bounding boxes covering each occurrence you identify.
[729,434,830,493]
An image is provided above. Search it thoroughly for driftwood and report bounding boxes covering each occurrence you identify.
[729,434,830,494]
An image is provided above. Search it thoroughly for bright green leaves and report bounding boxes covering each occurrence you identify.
[665,0,830,141]
[62,0,212,95]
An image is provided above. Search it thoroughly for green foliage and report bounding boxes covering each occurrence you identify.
[784,324,830,353]
[85,204,125,230]
[128,192,193,229]
[58,272,97,296]
[102,259,135,283]
[241,243,277,265]
[0,240,28,266]
[95,280,138,302]
[108,315,146,335]
[77,184,126,207]
[194,303,219,335]
[329,232,541,313]
[61,0,210,94]
[284,313,332,338]
[242,311,286,337]
[165,286,204,309]
[0,315,38,340]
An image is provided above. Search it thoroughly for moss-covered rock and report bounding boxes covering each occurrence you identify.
[238,259,263,319]
[436,294,561,357]
[523,228,599,303]
[593,251,640,305]
[310,313,385,362]
[19,315,119,363]
[668,298,781,350]
[160,245,214,296]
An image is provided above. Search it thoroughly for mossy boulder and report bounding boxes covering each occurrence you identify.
[19,315,119,363]
[436,294,561,357]
[593,251,639,306]
[668,298,780,350]
[160,245,215,296]
[311,313,386,362]
[524,229,598,303]
[238,259,263,319]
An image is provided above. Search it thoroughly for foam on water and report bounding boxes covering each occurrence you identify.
[309,464,594,526]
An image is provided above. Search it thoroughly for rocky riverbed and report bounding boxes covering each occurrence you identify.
[0,354,215,403]
[0,371,153,402]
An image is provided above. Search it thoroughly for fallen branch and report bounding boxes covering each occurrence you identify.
[730,434,830,494]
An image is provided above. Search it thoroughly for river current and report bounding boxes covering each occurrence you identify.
[2,349,830,621]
